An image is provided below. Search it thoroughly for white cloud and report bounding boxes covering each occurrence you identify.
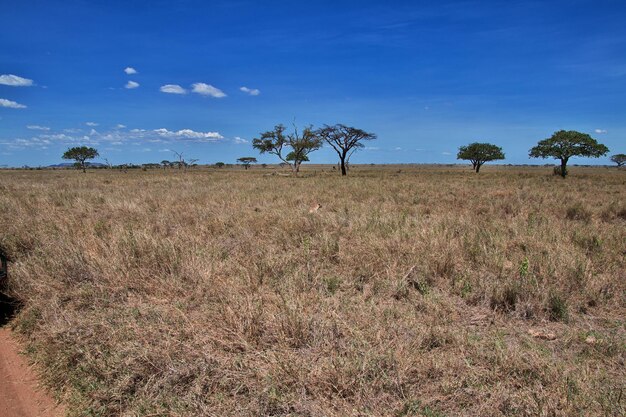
[364,146,379,151]
[0,98,26,109]
[594,129,607,134]
[2,125,225,151]
[115,124,126,129]
[85,122,99,126]
[124,67,137,75]
[26,125,50,131]
[240,86,260,96]
[125,81,139,89]
[154,128,223,141]
[160,84,187,94]
[442,151,452,156]
[233,136,248,144]
[0,74,34,87]
[394,147,402,151]
[192,83,226,98]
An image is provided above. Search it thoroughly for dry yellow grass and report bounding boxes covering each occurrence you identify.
[0,165,624,416]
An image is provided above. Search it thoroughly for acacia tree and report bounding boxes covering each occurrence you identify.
[62,146,99,173]
[316,124,376,176]
[457,142,505,173]
[252,124,322,176]
[529,130,609,178]
[610,154,626,168]
[237,157,257,169]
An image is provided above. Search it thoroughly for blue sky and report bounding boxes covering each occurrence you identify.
[1,0,624,167]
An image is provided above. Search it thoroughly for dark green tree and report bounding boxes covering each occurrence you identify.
[316,124,376,176]
[237,157,257,170]
[214,162,225,168]
[457,142,505,173]
[610,154,626,168]
[529,131,609,178]
[62,146,99,173]
[252,124,322,176]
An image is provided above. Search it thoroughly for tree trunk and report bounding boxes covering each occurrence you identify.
[560,158,568,178]
[340,156,347,176]
[81,161,86,173]
[475,162,482,173]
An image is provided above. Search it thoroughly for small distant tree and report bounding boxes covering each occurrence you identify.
[529,130,609,178]
[237,157,257,170]
[457,142,505,173]
[215,162,225,168]
[252,124,322,176]
[161,160,170,169]
[316,124,376,176]
[610,154,626,168]
[62,146,99,173]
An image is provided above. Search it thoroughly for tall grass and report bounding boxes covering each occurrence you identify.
[0,165,624,416]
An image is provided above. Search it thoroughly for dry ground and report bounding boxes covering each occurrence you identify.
[0,165,624,416]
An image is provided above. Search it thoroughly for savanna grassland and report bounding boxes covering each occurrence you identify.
[0,165,624,416]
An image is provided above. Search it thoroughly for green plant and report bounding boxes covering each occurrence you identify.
[548,293,569,322]
[529,130,609,178]
[457,142,505,173]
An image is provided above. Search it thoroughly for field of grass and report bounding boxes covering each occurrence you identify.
[0,165,624,416]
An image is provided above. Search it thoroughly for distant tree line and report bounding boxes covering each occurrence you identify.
[60,129,618,178]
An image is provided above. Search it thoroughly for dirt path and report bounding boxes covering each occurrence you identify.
[0,327,65,417]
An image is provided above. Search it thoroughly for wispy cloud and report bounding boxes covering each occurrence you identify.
[594,129,607,134]
[124,67,137,75]
[0,98,27,109]
[192,83,226,98]
[160,84,187,94]
[125,81,139,89]
[115,124,126,129]
[233,136,249,144]
[442,151,452,156]
[0,74,34,87]
[240,86,260,96]
[154,128,223,141]
[1,125,225,151]
[85,122,99,126]
[26,125,50,131]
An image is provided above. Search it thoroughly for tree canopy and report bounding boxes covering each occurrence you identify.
[610,154,626,167]
[252,124,322,175]
[457,142,505,173]
[237,157,257,169]
[529,130,609,177]
[62,146,99,173]
[316,124,376,176]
